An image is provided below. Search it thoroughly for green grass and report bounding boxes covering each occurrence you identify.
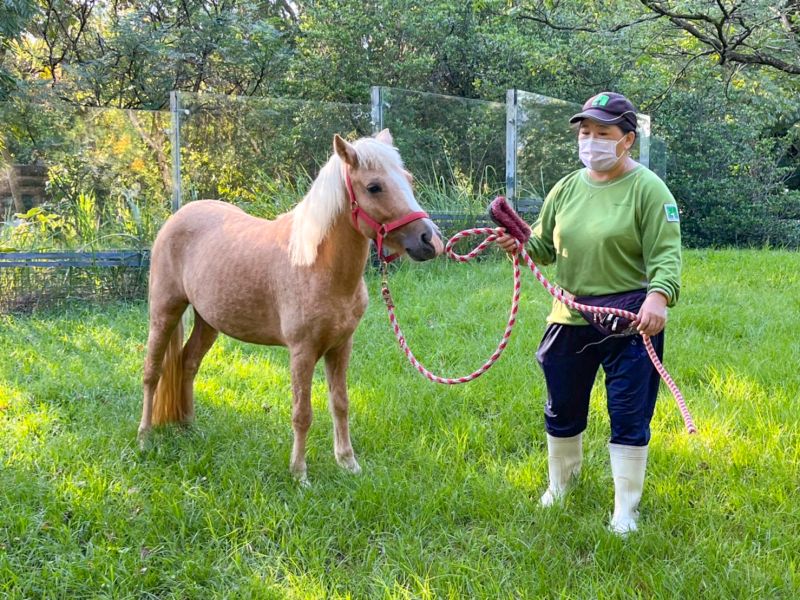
[1,249,799,598]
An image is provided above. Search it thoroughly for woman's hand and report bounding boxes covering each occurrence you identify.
[637,292,668,336]
[495,230,520,254]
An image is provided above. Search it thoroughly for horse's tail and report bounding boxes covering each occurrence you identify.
[152,319,188,425]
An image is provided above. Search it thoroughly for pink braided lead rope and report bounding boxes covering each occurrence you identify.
[380,227,698,434]
[381,228,519,384]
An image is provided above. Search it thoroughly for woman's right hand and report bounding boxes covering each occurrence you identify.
[495,230,521,254]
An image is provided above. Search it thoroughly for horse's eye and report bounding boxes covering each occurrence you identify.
[366,183,382,194]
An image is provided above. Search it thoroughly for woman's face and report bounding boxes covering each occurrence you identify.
[577,119,635,156]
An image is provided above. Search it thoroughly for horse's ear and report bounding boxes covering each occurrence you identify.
[333,134,359,168]
[375,128,393,145]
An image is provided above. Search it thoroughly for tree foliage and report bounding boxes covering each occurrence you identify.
[0,0,798,247]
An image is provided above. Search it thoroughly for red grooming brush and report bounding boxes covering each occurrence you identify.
[488,196,531,244]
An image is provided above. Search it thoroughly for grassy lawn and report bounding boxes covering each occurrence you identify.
[1,248,798,598]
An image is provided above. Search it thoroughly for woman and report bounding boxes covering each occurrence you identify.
[496,91,681,534]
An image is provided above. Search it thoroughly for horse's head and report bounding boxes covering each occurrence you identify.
[334,129,443,262]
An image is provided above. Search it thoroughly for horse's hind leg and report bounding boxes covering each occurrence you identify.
[180,309,219,422]
[288,345,318,485]
[139,298,188,442]
[324,336,360,474]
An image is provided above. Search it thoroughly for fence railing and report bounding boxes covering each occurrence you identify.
[0,251,149,268]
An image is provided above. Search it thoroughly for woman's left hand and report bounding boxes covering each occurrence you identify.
[636,292,668,336]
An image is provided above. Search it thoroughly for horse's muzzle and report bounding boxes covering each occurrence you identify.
[431,232,445,256]
[405,221,443,261]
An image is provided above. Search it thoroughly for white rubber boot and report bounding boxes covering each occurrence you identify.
[609,443,648,535]
[540,433,582,507]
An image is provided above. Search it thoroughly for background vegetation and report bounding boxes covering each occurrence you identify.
[1,0,798,248]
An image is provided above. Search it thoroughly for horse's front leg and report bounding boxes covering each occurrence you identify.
[324,336,361,474]
[289,347,317,486]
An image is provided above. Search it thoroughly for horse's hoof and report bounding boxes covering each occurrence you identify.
[292,471,311,488]
[137,429,151,451]
[290,463,310,487]
[337,455,361,474]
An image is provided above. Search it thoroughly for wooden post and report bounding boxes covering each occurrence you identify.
[1,148,26,213]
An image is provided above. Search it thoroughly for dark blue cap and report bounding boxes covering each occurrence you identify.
[569,92,637,131]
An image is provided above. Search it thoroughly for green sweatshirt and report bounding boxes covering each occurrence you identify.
[526,165,682,325]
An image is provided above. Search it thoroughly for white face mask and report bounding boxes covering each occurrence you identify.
[578,137,626,172]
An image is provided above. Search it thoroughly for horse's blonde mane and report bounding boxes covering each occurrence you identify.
[288,137,404,266]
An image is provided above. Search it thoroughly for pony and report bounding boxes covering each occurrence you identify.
[137,129,442,484]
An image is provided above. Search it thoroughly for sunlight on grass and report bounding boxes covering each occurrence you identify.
[0,250,798,597]
[0,380,27,411]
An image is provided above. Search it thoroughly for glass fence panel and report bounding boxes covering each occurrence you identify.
[373,87,506,216]
[509,91,580,212]
[0,99,171,252]
[510,90,663,213]
[174,92,371,217]
[649,136,668,180]
[0,88,669,309]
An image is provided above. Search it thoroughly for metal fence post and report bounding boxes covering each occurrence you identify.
[638,113,651,170]
[170,91,182,213]
[370,86,384,134]
[505,89,518,211]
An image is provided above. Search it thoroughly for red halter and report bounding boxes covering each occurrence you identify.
[343,166,429,263]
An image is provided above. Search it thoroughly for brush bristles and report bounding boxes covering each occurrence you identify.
[488,196,531,244]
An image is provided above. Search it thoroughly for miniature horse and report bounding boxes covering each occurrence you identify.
[138,129,442,484]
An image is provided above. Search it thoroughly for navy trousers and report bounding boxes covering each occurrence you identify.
[535,323,665,446]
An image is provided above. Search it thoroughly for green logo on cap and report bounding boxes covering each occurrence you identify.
[664,203,680,222]
[591,94,610,107]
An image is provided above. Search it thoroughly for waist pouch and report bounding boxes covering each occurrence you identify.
[574,289,647,336]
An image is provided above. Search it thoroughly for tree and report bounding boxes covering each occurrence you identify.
[509,1,800,75]
[1,0,798,246]
[0,0,37,99]
[639,0,800,75]
[2,0,297,108]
